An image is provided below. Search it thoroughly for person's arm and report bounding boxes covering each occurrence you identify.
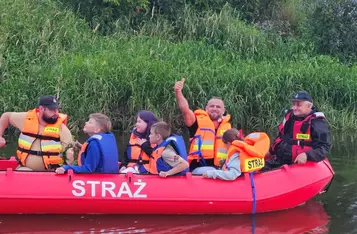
[141,141,154,156]
[306,118,331,162]
[60,124,74,165]
[120,148,130,168]
[205,154,241,180]
[0,112,11,147]
[0,112,11,136]
[174,78,196,127]
[160,157,189,177]
[62,141,101,173]
[0,112,26,148]
[159,146,189,177]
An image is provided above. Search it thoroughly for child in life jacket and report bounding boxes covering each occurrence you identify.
[203,128,270,180]
[55,113,119,174]
[202,128,243,180]
[120,111,158,174]
[149,122,189,177]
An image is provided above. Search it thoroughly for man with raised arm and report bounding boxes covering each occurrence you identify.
[174,78,232,173]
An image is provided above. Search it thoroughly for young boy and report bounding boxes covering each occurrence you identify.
[55,113,119,174]
[149,121,189,177]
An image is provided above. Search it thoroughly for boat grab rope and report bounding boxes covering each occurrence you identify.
[249,172,257,214]
[251,214,256,234]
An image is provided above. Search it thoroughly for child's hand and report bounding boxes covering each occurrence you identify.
[65,148,75,165]
[202,172,208,178]
[137,138,147,146]
[74,140,83,149]
[159,171,169,177]
[55,167,66,174]
[219,159,225,167]
[119,166,127,173]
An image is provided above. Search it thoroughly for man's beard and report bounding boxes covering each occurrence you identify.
[208,113,222,121]
[42,114,58,124]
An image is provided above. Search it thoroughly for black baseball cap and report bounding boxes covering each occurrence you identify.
[39,95,61,110]
[291,91,313,103]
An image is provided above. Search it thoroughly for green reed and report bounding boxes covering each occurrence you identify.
[1,0,357,135]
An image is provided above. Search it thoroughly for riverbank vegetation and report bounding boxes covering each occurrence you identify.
[1,0,357,134]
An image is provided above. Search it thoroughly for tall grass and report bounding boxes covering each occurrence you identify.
[1,0,357,136]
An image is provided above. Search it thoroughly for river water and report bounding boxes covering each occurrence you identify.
[0,131,355,234]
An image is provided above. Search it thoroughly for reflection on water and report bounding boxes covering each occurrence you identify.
[315,132,357,234]
[0,200,329,234]
[1,131,357,233]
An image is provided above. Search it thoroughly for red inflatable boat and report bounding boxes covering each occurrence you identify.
[0,157,334,215]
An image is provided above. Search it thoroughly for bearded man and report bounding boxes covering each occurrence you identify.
[0,95,74,171]
[175,78,233,172]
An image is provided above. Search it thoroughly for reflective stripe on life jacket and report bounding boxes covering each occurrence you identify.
[16,108,67,170]
[155,135,189,176]
[126,131,156,174]
[77,133,119,173]
[223,132,270,173]
[188,110,231,167]
[271,110,325,162]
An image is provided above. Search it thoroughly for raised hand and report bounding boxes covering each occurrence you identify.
[174,78,185,92]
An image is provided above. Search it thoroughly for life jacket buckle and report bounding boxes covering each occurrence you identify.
[297,140,300,146]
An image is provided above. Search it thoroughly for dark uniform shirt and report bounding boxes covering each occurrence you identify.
[266,109,331,169]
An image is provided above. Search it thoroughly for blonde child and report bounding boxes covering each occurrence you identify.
[149,122,189,177]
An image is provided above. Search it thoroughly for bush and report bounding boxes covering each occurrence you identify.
[308,0,357,63]
[59,0,148,34]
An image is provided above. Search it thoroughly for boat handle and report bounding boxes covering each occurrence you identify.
[67,169,74,182]
[126,172,133,184]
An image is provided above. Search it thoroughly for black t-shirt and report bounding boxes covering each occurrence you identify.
[187,119,199,138]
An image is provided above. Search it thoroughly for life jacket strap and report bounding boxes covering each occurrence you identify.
[189,135,207,166]
[128,159,150,164]
[17,147,60,156]
[21,132,60,141]
[47,164,61,169]
[283,138,314,147]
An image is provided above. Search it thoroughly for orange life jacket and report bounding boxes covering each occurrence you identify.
[145,145,164,174]
[17,108,67,170]
[223,132,270,173]
[188,110,231,167]
[77,142,89,166]
[126,132,156,173]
